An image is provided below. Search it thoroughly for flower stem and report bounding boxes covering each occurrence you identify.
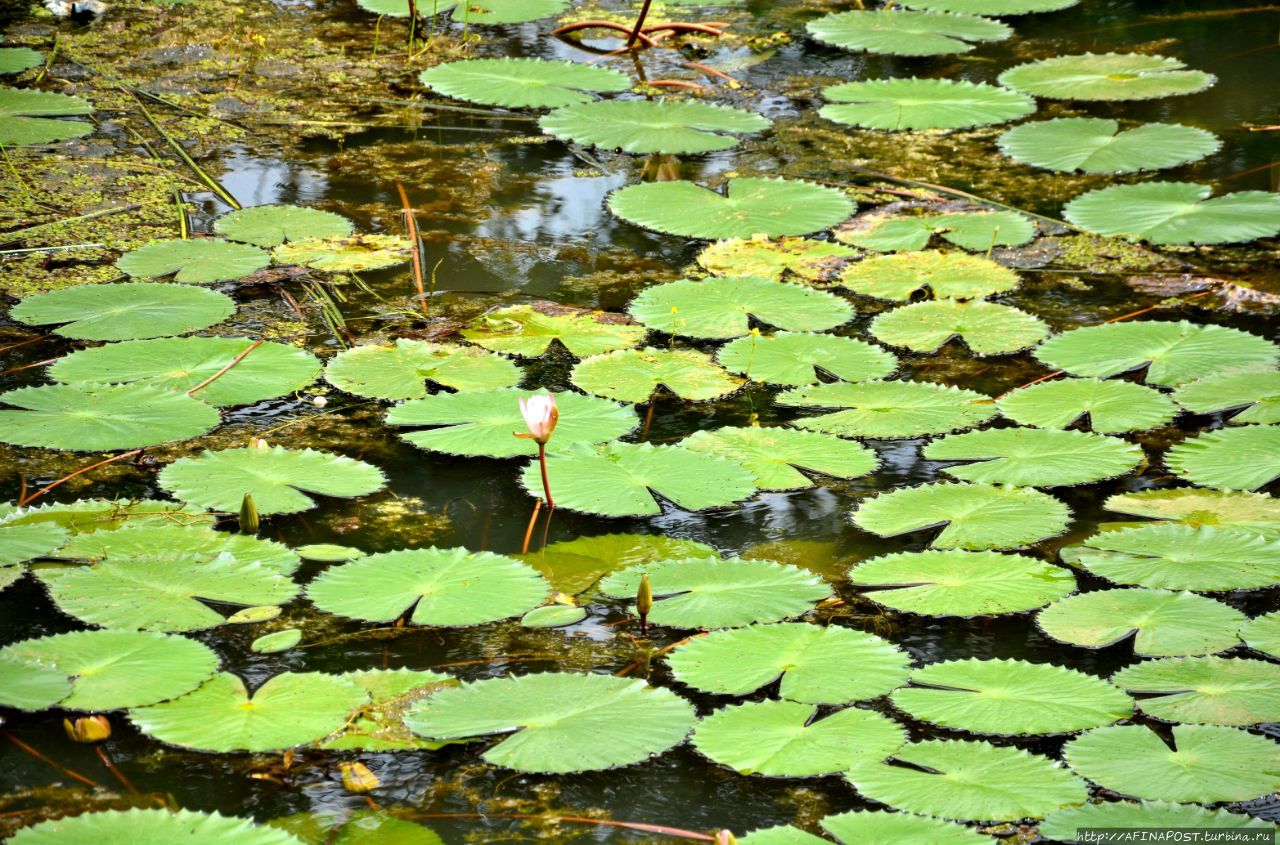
[537,443,555,510]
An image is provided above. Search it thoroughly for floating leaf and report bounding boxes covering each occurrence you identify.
[523,533,716,595]
[252,629,301,653]
[900,0,1077,13]
[997,118,1220,173]
[1112,656,1280,726]
[115,239,270,284]
[1059,524,1280,591]
[539,100,768,154]
[270,810,444,845]
[1242,611,1280,658]
[129,671,368,752]
[696,237,858,282]
[521,605,586,628]
[717,332,898,387]
[51,337,320,407]
[272,234,413,272]
[364,0,568,23]
[837,210,1036,252]
[325,340,521,400]
[570,347,742,403]
[9,808,308,845]
[1166,426,1280,491]
[998,53,1215,101]
[0,383,219,450]
[600,557,832,629]
[1034,320,1279,387]
[295,544,365,561]
[821,79,1034,131]
[778,380,997,439]
[0,518,67,567]
[1037,588,1244,657]
[608,178,854,240]
[320,668,456,751]
[226,605,282,623]
[0,87,92,145]
[10,283,236,341]
[738,825,829,845]
[57,523,299,574]
[1063,724,1280,803]
[996,377,1177,433]
[871,300,1049,355]
[418,58,630,109]
[924,427,1143,487]
[848,549,1075,616]
[692,700,905,777]
[822,811,997,845]
[665,622,910,704]
[0,630,218,711]
[0,653,72,710]
[0,47,42,74]
[806,9,1011,56]
[1063,182,1280,245]
[839,251,1020,301]
[1172,370,1280,424]
[0,499,215,534]
[158,446,386,515]
[892,658,1132,735]
[213,205,353,247]
[1104,489,1280,537]
[405,673,696,773]
[628,276,853,340]
[853,482,1071,550]
[681,426,876,490]
[1039,802,1272,844]
[845,739,1088,821]
[459,305,646,358]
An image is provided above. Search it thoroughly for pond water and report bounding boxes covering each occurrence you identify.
[2,0,1279,842]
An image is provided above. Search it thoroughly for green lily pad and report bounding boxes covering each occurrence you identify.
[998,53,1216,101]
[57,523,299,574]
[837,210,1036,252]
[325,339,521,400]
[1039,801,1272,844]
[0,518,67,567]
[539,100,768,155]
[681,427,877,490]
[272,235,413,272]
[418,58,630,109]
[1173,370,1280,424]
[1063,182,1280,245]
[0,653,73,710]
[251,629,301,653]
[521,604,586,628]
[270,810,443,845]
[50,337,320,407]
[696,237,858,283]
[924,427,1143,487]
[570,347,742,403]
[1112,656,1280,726]
[853,482,1071,550]
[9,808,308,845]
[778,380,997,439]
[806,9,1011,56]
[0,47,42,74]
[996,377,1178,433]
[115,239,270,284]
[839,251,1020,301]
[0,87,92,145]
[294,544,365,561]
[404,673,697,773]
[1059,524,1280,591]
[717,332,898,387]
[129,671,368,752]
[849,549,1076,616]
[870,300,1048,355]
[900,0,1077,13]
[692,700,905,777]
[522,533,716,595]
[226,605,282,623]
[1104,489,1280,537]
[320,668,456,751]
[845,739,1089,821]
[998,118,1220,173]
[1037,588,1245,657]
[1166,426,1280,491]
[158,446,386,514]
[0,498,215,534]
[307,546,547,626]
[1242,611,1280,658]
[213,205,353,247]
[1034,320,1280,387]
[0,383,220,450]
[1063,724,1280,803]
[628,276,853,340]
[821,79,1035,131]
[665,622,909,704]
[608,178,854,240]
[0,630,218,711]
[459,305,646,358]
[738,825,829,845]
[364,0,567,23]
[9,283,236,341]
[892,658,1132,735]
[822,811,996,845]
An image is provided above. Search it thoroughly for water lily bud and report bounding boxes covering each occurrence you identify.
[64,715,111,743]
[239,492,259,535]
[714,831,738,845]
[339,761,380,794]
[515,394,558,445]
[637,573,653,635]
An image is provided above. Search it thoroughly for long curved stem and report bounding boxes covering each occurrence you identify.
[627,0,653,46]
[537,443,554,510]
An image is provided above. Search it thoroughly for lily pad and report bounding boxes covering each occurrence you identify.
[1103,489,1280,537]
[251,629,301,653]
[1172,370,1280,424]
[0,383,220,450]
[0,47,41,74]
[665,622,910,704]
[404,673,696,773]
[738,825,829,845]
[272,234,413,272]
[870,300,1049,355]
[998,118,1220,173]
[0,518,67,567]
[1242,611,1280,658]
[837,210,1036,252]
[50,337,321,406]
[1063,182,1280,245]
[680,426,876,490]
[158,446,386,514]
[717,331,898,387]
[270,810,444,845]
[57,523,299,574]
[996,377,1178,433]
[1166,425,1280,491]
[1059,524,1280,591]
[998,53,1216,101]
[852,482,1071,550]
[115,239,270,284]
[0,87,92,145]
[806,9,1011,56]
[226,605,282,623]
[1112,656,1280,726]
[848,549,1076,616]
[522,533,716,595]
[0,653,75,710]
[521,604,586,628]
[900,0,1077,13]
[777,380,997,439]
[213,205,353,247]
[608,178,854,240]
[459,305,646,358]
[10,283,236,341]
[295,544,365,561]
[1039,802,1272,844]
[822,811,996,845]
[839,251,1020,301]
[628,276,853,340]
[325,340,521,400]
[320,668,456,751]
[307,546,548,626]
[418,58,630,109]
[9,808,308,845]
[696,237,858,282]
[0,498,215,534]
[821,79,1035,131]
[599,557,832,629]
[1037,588,1245,657]
[692,700,905,777]
[924,427,1144,487]
[570,347,742,403]
[363,0,566,23]
[1063,724,1280,803]
[539,100,768,155]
